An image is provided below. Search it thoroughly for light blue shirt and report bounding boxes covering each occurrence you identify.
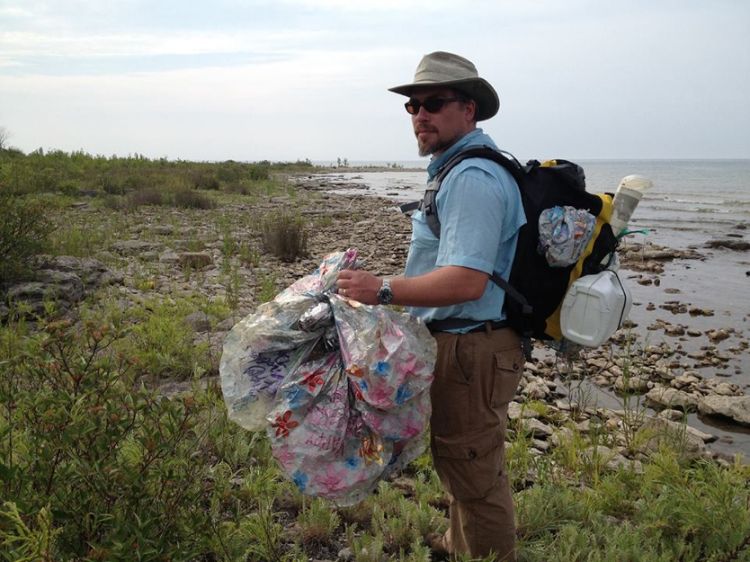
[404,129,526,329]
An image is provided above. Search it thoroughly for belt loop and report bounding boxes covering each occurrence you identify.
[484,320,492,335]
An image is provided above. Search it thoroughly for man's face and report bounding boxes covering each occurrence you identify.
[408,88,476,157]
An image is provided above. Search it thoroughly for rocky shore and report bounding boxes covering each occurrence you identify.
[3,182,749,466]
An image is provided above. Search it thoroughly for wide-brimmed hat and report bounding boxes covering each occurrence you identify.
[388,51,499,121]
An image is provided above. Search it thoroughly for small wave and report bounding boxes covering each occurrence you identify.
[725,199,750,207]
[653,195,750,207]
[645,203,728,214]
[632,217,744,229]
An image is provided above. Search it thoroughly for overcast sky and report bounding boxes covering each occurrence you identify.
[1,0,749,162]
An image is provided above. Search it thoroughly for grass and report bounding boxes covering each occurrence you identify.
[2,299,750,561]
[261,210,309,262]
[1,147,749,561]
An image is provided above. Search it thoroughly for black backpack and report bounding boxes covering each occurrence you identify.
[401,146,618,357]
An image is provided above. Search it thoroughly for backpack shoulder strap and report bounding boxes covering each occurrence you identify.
[437,146,525,186]
[422,145,525,238]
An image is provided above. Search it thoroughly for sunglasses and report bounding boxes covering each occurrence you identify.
[404,96,462,115]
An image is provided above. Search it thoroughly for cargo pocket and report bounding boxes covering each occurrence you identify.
[491,347,524,408]
[432,426,504,501]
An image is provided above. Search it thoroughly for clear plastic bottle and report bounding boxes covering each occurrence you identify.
[609,175,653,236]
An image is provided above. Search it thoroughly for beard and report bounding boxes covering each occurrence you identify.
[416,129,460,157]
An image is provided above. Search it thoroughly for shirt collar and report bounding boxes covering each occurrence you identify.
[426,128,487,179]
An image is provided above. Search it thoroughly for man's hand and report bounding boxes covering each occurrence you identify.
[336,269,382,305]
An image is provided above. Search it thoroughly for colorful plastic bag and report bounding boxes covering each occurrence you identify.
[220,249,436,505]
[538,205,596,267]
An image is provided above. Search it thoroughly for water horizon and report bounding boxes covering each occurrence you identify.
[312,157,750,169]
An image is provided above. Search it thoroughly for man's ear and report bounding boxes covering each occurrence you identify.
[464,99,477,123]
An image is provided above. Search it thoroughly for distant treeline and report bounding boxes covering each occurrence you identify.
[0,147,316,196]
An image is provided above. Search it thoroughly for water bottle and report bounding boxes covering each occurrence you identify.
[609,175,653,236]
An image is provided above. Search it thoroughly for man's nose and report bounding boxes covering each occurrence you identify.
[413,105,431,120]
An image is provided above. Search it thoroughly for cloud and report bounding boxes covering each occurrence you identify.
[0,0,747,158]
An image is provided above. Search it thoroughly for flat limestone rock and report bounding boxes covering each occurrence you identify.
[111,239,162,255]
[518,417,554,438]
[639,417,707,459]
[698,395,750,426]
[645,385,700,411]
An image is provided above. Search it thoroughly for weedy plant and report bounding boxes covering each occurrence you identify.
[49,223,110,257]
[258,273,280,303]
[222,263,243,310]
[242,499,287,561]
[238,241,261,267]
[349,530,386,562]
[615,335,651,455]
[295,498,341,547]
[261,210,308,262]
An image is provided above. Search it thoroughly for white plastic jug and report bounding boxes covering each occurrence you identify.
[560,270,632,347]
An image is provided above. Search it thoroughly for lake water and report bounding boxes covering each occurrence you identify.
[316,159,750,243]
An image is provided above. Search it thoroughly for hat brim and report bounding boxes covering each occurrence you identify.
[388,77,499,121]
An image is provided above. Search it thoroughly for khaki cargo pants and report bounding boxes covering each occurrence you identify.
[430,327,524,561]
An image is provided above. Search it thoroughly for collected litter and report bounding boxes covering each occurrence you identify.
[220,249,436,505]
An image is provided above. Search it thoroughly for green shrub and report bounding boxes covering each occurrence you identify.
[122,174,148,192]
[0,193,53,282]
[247,164,270,181]
[190,170,220,190]
[127,188,165,207]
[223,180,253,195]
[0,319,220,559]
[261,211,308,262]
[102,194,128,210]
[57,179,81,196]
[172,188,216,209]
[216,162,243,183]
[101,174,126,195]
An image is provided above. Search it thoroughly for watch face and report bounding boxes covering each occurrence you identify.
[377,282,393,305]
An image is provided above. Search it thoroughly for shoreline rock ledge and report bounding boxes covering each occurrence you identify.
[698,395,750,426]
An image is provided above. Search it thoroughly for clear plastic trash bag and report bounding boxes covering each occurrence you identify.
[220,249,436,504]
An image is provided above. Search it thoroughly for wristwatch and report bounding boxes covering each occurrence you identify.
[376,278,393,305]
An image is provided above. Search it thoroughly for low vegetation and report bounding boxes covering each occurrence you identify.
[0,192,54,283]
[1,147,749,561]
[261,210,309,262]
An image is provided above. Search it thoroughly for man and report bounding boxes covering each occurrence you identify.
[336,51,526,561]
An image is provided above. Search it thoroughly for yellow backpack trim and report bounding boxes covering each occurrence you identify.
[545,193,614,340]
